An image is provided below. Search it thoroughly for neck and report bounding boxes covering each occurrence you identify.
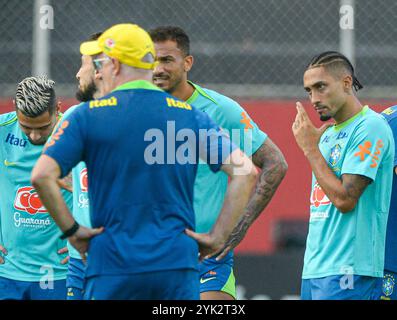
[334,95,363,124]
[170,79,195,102]
[93,88,105,99]
[113,74,152,89]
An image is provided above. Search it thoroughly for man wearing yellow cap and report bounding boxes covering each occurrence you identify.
[31,23,259,300]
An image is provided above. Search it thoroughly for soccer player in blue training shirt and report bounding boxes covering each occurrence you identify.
[372,106,397,300]
[149,26,288,300]
[58,31,104,300]
[31,23,259,300]
[292,51,394,300]
[0,76,72,300]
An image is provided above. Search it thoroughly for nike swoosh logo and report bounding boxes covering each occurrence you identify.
[4,160,18,167]
[200,277,217,284]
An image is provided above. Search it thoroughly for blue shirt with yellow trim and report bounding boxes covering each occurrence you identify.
[44,80,236,277]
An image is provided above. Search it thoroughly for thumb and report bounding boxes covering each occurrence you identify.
[90,226,105,237]
[185,228,202,242]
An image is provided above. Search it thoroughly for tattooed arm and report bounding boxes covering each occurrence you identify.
[340,174,372,208]
[216,138,288,259]
[303,146,371,213]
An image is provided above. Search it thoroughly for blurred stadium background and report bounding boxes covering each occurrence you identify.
[1,0,397,299]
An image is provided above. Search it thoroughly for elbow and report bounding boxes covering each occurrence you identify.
[334,198,357,214]
[278,157,288,180]
[31,169,50,190]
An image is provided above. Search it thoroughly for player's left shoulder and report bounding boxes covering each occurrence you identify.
[203,86,242,110]
[355,108,394,147]
[362,107,391,131]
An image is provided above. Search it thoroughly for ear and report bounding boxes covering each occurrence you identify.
[94,69,102,80]
[56,101,62,114]
[184,55,194,73]
[12,99,16,107]
[112,59,121,76]
[343,74,353,93]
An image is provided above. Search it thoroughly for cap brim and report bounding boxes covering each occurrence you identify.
[80,40,102,55]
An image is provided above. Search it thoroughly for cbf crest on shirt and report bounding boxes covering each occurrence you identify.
[303,106,395,280]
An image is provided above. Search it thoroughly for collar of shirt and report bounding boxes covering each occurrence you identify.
[112,80,163,93]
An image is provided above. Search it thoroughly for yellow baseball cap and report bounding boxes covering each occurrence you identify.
[80,23,156,70]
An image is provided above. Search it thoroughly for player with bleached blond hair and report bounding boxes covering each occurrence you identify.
[0,76,72,300]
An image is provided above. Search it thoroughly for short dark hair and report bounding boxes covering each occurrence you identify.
[149,26,190,56]
[307,51,363,91]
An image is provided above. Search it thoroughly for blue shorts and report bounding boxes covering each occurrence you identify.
[0,276,66,300]
[373,270,397,300]
[301,275,380,300]
[66,257,86,300]
[84,269,199,300]
[199,252,236,299]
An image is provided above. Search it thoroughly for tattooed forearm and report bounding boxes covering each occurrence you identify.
[223,138,287,249]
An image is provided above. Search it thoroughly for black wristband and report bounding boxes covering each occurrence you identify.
[60,221,80,240]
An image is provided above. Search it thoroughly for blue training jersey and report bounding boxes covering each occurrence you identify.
[0,112,72,281]
[44,80,236,277]
[381,106,397,273]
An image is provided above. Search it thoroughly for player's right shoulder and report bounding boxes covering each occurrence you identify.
[0,111,17,127]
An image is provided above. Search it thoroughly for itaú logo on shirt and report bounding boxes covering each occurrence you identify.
[14,186,47,215]
[310,182,331,208]
[5,133,28,148]
[80,168,88,192]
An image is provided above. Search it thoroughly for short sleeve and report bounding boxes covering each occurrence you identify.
[195,109,238,173]
[341,117,392,180]
[44,107,86,178]
[218,99,267,157]
[50,104,81,139]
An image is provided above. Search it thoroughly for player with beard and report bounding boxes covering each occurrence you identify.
[32,23,258,300]
[53,32,104,300]
[149,26,287,300]
[293,51,394,299]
